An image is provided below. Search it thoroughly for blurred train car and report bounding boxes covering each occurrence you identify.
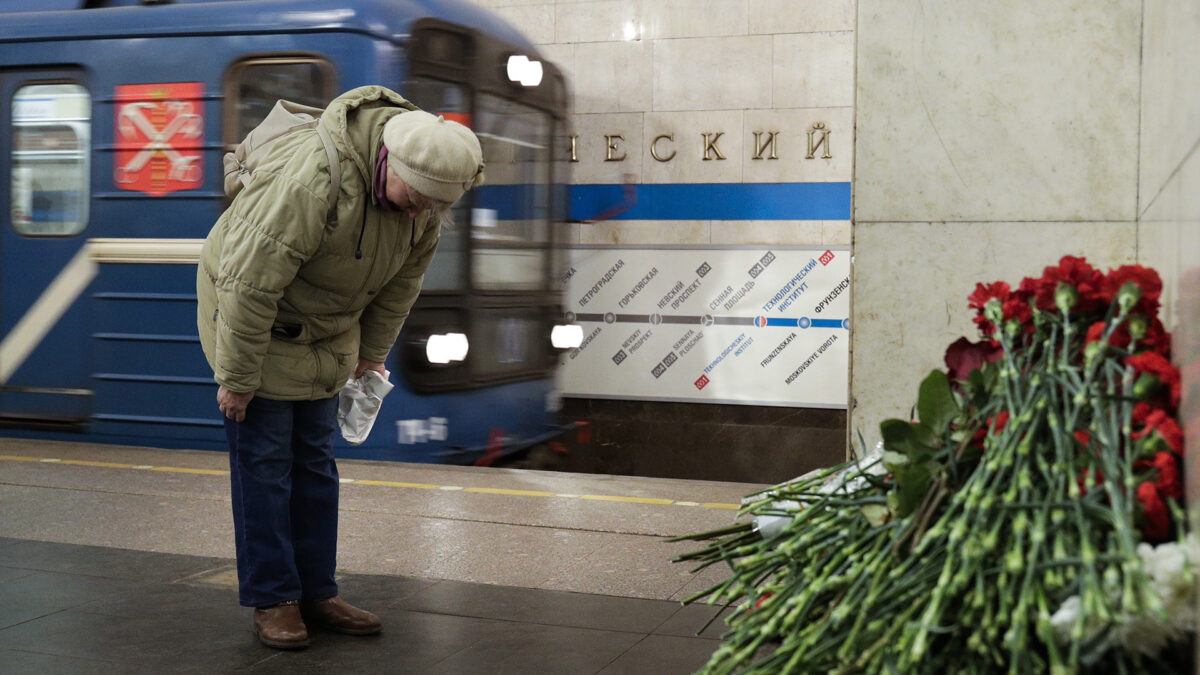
[0,0,580,464]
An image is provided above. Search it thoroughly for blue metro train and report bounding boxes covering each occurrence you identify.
[0,0,580,464]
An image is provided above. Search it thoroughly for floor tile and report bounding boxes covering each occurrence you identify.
[540,534,712,599]
[0,571,137,630]
[330,571,440,608]
[0,565,35,585]
[0,647,124,675]
[0,485,234,559]
[597,634,719,674]
[0,539,740,674]
[0,607,268,671]
[653,603,735,640]
[426,621,642,675]
[248,610,508,674]
[399,579,680,633]
[670,558,737,603]
[0,538,225,582]
[373,516,609,589]
[77,579,241,624]
[340,480,744,538]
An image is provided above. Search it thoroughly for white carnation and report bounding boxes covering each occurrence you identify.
[1050,535,1198,658]
[1110,535,1198,656]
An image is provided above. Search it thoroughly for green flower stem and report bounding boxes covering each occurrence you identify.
[678,287,1182,673]
[833,565,891,660]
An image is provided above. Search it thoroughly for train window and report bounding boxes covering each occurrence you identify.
[10,83,91,236]
[404,78,471,291]
[471,307,545,378]
[472,94,551,291]
[225,58,334,148]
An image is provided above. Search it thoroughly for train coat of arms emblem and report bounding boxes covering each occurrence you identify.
[114,82,204,196]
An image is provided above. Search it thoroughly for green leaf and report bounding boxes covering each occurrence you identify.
[880,418,937,463]
[966,361,1001,412]
[894,459,938,517]
[917,370,959,435]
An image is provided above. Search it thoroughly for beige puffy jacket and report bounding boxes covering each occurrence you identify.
[197,86,438,400]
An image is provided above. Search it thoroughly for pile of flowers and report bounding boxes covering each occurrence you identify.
[672,257,1193,673]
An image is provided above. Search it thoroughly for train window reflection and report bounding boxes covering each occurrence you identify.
[472,94,550,291]
[472,309,543,377]
[10,83,90,237]
[404,78,471,291]
[226,58,332,147]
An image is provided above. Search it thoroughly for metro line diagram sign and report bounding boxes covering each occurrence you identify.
[558,247,850,408]
[114,82,204,196]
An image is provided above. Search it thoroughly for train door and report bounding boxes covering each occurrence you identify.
[0,71,93,426]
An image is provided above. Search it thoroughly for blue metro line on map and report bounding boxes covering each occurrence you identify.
[566,312,849,330]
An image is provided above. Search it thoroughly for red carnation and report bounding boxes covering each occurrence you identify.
[1020,256,1105,313]
[1126,351,1182,408]
[1002,297,1034,337]
[1134,408,1184,453]
[1102,265,1162,317]
[1151,451,1183,499]
[1073,429,1091,448]
[1135,317,1171,356]
[1132,402,1153,426]
[968,281,1011,311]
[1136,481,1171,541]
[989,411,1010,435]
[1085,321,1132,349]
[968,282,1011,335]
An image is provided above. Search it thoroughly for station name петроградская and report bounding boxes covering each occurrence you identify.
[564,123,834,163]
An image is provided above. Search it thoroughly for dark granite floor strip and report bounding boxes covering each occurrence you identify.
[0,538,722,674]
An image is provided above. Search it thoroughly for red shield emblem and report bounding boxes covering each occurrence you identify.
[114,82,204,196]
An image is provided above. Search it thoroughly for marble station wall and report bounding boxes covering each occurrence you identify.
[471,0,854,247]
[465,0,857,481]
[851,0,1200,451]
[1137,1,1200,520]
[1138,1,1200,326]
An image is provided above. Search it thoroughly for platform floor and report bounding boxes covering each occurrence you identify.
[0,439,765,673]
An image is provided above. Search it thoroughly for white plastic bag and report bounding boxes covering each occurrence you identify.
[749,442,887,538]
[337,369,394,445]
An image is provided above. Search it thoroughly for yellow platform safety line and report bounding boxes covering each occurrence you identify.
[353,479,441,490]
[148,466,230,476]
[580,494,675,506]
[463,487,556,498]
[58,459,142,470]
[0,453,740,510]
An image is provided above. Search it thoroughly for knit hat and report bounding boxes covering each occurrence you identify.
[382,111,485,204]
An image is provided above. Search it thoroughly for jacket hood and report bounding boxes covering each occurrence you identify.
[321,86,419,191]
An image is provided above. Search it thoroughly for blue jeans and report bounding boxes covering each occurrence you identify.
[224,395,341,608]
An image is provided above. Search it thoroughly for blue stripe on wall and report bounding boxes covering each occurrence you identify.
[568,182,851,221]
[472,182,852,222]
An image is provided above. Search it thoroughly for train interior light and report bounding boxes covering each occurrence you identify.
[550,324,583,349]
[505,54,543,87]
[426,333,469,364]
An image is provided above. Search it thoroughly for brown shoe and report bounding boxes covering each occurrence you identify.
[301,595,382,635]
[253,600,309,649]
